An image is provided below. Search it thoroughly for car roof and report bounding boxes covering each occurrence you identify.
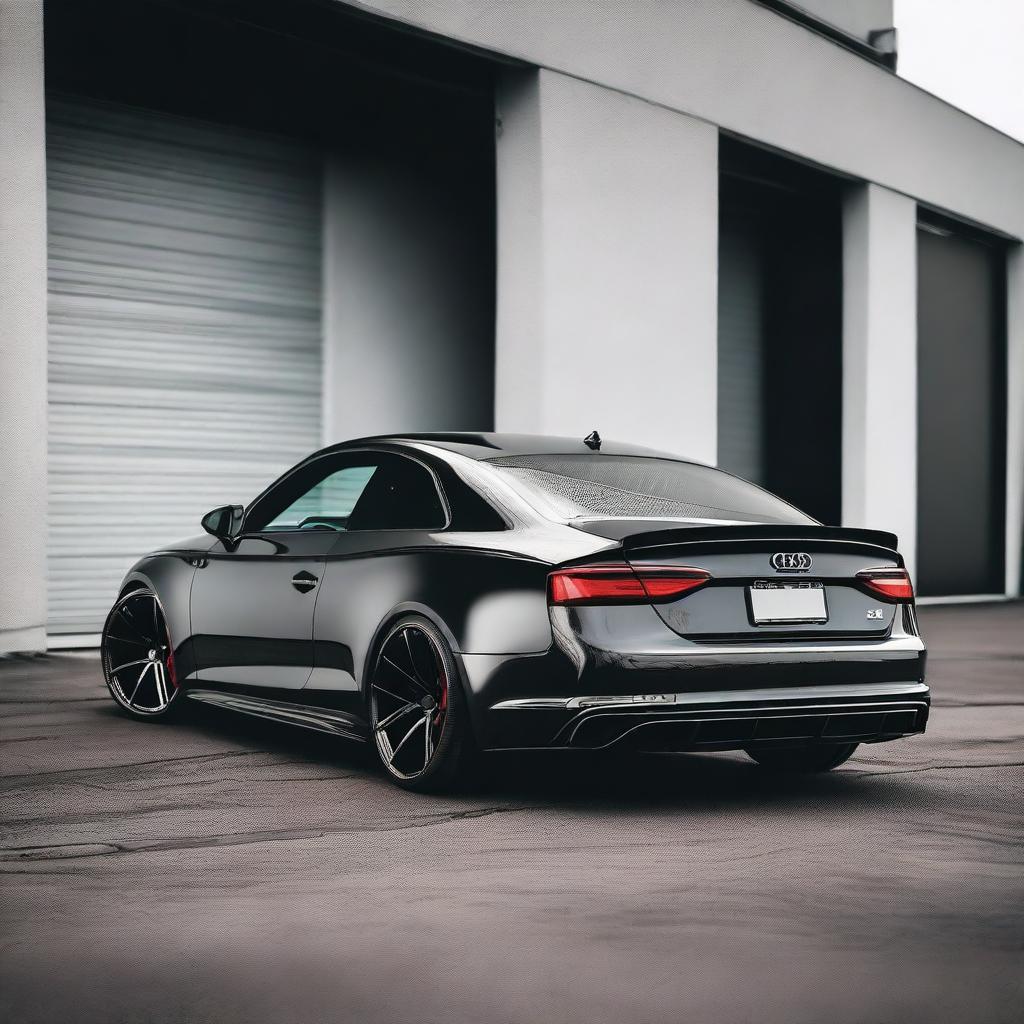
[321,431,700,463]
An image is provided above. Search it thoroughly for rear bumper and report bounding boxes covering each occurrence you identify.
[461,605,927,750]
[489,681,929,751]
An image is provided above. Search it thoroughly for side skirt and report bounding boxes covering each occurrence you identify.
[185,689,368,743]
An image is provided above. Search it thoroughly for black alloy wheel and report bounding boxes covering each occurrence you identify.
[101,588,180,719]
[369,617,471,791]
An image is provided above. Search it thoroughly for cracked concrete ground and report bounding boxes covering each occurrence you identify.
[1,603,1022,1023]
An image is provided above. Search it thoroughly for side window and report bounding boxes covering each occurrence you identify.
[261,464,378,532]
[346,454,447,531]
[244,453,447,533]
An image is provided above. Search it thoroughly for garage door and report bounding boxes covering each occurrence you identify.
[916,223,1006,597]
[47,98,323,636]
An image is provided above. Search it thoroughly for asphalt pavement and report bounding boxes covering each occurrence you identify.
[2,603,1022,1023]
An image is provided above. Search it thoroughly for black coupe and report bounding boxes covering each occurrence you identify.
[102,433,929,790]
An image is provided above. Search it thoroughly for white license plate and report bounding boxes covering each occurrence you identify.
[749,582,827,624]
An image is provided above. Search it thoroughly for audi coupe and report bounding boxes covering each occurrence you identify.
[101,432,929,790]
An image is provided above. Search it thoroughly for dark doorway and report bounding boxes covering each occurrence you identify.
[916,220,1007,597]
[717,138,844,525]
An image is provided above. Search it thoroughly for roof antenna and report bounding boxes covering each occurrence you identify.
[583,430,601,451]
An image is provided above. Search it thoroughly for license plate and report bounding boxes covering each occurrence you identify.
[749,581,827,624]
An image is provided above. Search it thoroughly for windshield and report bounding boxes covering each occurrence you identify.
[484,454,815,525]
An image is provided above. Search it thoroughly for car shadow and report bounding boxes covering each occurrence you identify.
[148,700,892,815]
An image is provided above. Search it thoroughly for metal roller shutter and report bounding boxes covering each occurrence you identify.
[46,98,323,636]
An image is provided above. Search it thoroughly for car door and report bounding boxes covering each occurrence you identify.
[305,451,451,711]
[190,455,379,690]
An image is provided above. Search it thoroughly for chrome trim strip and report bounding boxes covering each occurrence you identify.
[185,689,367,741]
[491,697,577,710]
[492,681,929,712]
[653,637,924,656]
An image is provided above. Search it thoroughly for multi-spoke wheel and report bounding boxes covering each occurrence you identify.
[369,617,472,791]
[101,588,179,719]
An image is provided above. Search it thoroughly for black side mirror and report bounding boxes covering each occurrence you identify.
[201,504,244,541]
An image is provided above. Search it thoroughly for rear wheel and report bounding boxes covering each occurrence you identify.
[368,616,474,792]
[744,742,858,773]
[101,587,181,720]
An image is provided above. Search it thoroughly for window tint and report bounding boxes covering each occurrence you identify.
[246,453,447,533]
[262,465,378,532]
[484,454,815,525]
[347,455,446,531]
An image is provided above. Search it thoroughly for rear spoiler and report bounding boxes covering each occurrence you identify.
[571,520,900,554]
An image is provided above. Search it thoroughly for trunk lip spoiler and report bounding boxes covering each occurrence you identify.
[570,521,899,553]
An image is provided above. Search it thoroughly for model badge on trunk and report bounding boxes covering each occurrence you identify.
[770,552,812,572]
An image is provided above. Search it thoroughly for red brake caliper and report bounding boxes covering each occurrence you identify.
[165,638,178,689]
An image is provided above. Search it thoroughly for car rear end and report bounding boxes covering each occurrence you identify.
[478,452,929,757]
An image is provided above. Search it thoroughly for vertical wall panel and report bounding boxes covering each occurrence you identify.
[495,69,719,463]
[0,0,48,653]
[841,185,918,578]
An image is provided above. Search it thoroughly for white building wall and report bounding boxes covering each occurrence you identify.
[353,0,1024,241]
[494,69,719,464]
[841,184,918,578]
[0,0,48,654]
[355,2,1024,597]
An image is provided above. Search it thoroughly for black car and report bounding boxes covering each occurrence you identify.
[101,432,929,791]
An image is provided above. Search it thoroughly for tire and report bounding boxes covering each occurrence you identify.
[367,615,475,792]
[101,587,183,722]
[744,742,858,773]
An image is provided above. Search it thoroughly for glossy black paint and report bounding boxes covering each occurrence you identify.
[116,433,929,753]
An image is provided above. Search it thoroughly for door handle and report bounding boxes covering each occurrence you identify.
[291,571,319,594]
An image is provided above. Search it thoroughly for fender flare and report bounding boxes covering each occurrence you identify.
[361,602,480,740]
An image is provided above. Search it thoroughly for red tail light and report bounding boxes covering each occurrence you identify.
[548,565,711,606]
[857,568,915,602]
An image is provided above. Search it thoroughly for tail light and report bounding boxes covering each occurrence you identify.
[857,568,915,602]
[548,564,710,606]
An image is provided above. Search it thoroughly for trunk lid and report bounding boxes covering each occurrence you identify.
[571,520,906,640]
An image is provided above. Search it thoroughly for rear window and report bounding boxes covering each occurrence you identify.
[484,454,815,525]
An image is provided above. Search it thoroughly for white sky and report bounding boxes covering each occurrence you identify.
[895,0,1024,142]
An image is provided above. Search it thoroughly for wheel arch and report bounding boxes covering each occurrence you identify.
[361,603,481,742]
[111,556,198,681]
[117,576,151,599]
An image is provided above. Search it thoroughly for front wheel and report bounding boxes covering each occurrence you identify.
[744,742,858,773]
[101,587,182,721]
[368,616,475,792]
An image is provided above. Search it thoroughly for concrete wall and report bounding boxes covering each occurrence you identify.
[350,0,1024,241]
[355,0,1023,596]
[494,69,719,463]
[841,184,918,578]
[321,147,494,443]
[0,0,48,654]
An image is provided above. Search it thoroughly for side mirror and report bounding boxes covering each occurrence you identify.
[201,504,245,541]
